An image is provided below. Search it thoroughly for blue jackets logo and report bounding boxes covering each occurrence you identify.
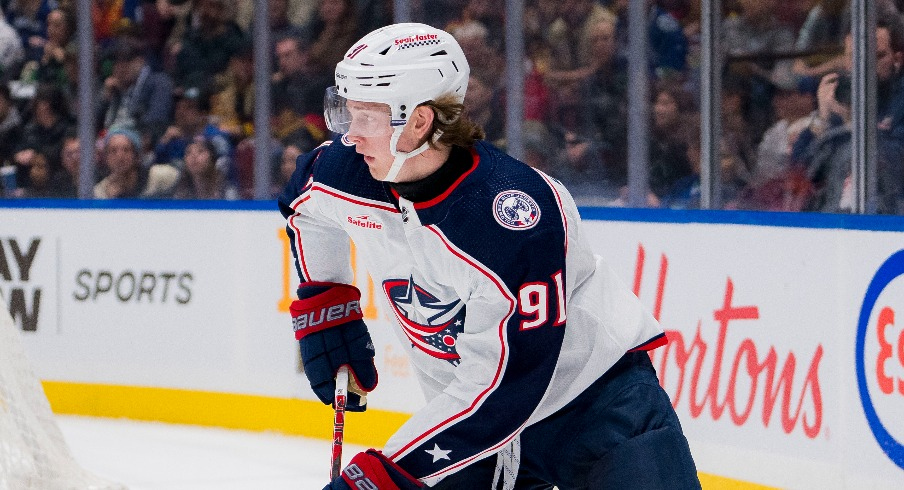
[493,190,540,230]
[383,277,464,365]
[856,249,904,470]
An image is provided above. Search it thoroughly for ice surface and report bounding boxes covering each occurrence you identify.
[57,415,367,490]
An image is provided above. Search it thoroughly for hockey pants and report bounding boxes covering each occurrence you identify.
[430,351,701,489]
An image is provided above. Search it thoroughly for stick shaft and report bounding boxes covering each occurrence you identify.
[330,366,350,480]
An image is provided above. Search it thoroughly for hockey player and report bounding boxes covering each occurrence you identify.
[278,22,700,490]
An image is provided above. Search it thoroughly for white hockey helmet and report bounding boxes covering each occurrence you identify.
[330,22,469,126]
[324,23,470,182]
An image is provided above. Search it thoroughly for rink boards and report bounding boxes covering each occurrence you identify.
[2,200,904,489]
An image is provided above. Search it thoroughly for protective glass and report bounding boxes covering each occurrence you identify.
[324,86,394,137]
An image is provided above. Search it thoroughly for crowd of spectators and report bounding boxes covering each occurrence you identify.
[0,0,901,214]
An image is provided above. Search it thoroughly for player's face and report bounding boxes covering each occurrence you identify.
[343,100,397,179]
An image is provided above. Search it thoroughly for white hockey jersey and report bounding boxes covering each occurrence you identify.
[278,139,665,484]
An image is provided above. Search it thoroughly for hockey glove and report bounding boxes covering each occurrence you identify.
[324,449,424,490]
[291,282,377,412]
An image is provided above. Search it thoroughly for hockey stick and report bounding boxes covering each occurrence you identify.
[330,365,350,480]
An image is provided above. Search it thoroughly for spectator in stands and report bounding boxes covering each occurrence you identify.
[648,80,695,201]
[649,0,689,80]
[790,0,848,83]
[522,48,553,125]
[171,135,234,199]
[799,18,904,143]
[262,0,304,49]
[660,113,747,210]
[739,116,813,212]
[606,0,632,57]
[154,85,232,174]
[301,0,359,73]
[451,20,545,133]
[543,0,614,95]
[272,140,302,198]
[279,124,318,156]
[12,84,70,189]
[546,0,614,71]
[450,18,550,133]
[211,42,255,143]
[270,34,330,141]
[95,128,178,198]
[0,84,22,166]
[722,0,797,139]
[448,20,504,95]
[153,0,193,74]
[746,81,815,194]
[93,0,141,48]
[173,0,246,91]
[792,72,855,212]
[5,0,54,68]
[57,42,79,112]
[48,128,80,197]
[790,1,904,85]
[133,0,182,71]
[579,15,629,184]
[0,7,25,82]
[719,76,756,190]
[235,0,318,33]
[660,114,702,210]
[522,0,559,79]
[871,21,904,144]
[20,148,51,196]
[97,36,174,146]
[463,73,505,146]
[233,133,285,199]
[33,7,70,85]
[549,127,620,206]
[542,2,618,130]
[446,0,505,51]
[793,71,901,213]
[791,20,904,212]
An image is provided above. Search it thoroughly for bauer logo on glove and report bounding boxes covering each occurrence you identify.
[291,282,378,412]
[292,299,363,335]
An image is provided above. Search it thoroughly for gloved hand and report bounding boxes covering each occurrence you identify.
[324,449,424,490]
[291,282,377,411]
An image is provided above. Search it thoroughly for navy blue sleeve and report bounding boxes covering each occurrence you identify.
[278,144,329,284]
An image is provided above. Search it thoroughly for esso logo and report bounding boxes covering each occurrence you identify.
[857,250,904,470]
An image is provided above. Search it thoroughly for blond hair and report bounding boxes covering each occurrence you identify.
[422,94,485,148]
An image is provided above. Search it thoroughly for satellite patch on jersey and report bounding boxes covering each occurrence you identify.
[493,190,541,230]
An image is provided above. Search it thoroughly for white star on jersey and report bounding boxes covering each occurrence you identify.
[396,276,457,325]
[425,443,452,463]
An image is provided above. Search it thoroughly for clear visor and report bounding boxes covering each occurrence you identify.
[324,86,395,137]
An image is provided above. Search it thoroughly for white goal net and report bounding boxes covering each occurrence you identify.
[0,293,126,490]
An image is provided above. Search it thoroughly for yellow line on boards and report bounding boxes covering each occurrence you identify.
[698,474,778,490]
[41,381,773,489]
[41,381,406,448]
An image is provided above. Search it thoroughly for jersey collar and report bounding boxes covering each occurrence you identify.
[389,145,479,209]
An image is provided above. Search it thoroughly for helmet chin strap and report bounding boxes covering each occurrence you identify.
[380,125,433,183]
